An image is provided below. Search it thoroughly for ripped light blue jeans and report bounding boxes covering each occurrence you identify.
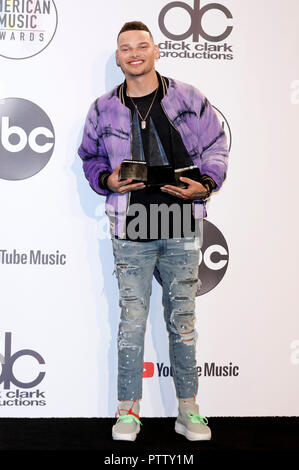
[112,237,200,401]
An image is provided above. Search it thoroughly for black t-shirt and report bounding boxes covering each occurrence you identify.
[122,82,196,241]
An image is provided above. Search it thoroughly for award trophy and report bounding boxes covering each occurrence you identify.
[119,110,147,183]
[146,117,175,187]
[120,112,202,188]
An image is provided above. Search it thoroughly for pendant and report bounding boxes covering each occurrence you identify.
[141,120,146,130]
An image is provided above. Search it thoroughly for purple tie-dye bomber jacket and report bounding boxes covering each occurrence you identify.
[78,73,229,238]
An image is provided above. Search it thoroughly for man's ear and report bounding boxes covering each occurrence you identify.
[154,44,160,60]
[115,50,120,67]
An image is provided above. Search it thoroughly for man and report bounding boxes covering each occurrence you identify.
[78,21,228,442]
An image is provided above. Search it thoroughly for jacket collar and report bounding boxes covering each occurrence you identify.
[117,71,169,105]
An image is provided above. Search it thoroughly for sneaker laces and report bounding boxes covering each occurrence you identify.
[116,414,142,425]
[186,410,209,425]
[115,399,142,426]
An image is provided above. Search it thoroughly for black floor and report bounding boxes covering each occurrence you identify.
[1,417,299,462]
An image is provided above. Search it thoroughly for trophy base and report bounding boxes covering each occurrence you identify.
[119,161,202,189]
[147,166,176,187]
[119,160,147,183]
[174,166,202,188]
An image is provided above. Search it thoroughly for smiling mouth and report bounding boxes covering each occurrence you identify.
[129,60,144,65]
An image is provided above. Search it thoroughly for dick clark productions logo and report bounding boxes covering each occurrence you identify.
[0,0,58,60]
[159,0,233,42]
[0,332,45,390]
[0,97,55,180]
[158,0,234,60]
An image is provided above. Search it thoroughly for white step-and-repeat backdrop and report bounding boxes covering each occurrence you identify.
[1,0,299,417]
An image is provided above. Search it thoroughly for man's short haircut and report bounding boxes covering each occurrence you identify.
[117,21,154,41]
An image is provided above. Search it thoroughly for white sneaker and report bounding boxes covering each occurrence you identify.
[175,397,211,441]
[112,399,141,441]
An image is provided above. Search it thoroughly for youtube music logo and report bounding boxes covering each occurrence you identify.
[143,360,240,379]
[143,362,173,378]
[143,362,154,378]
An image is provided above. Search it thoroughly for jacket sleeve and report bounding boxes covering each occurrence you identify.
[78,99,112,196]
[197,96,229,192]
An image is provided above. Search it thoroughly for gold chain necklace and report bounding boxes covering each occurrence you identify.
[128,87,158,129]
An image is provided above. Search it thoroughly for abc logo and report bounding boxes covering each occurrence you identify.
[159,0,233,42]
[0,332,45,390]
[0,98,55,180]
[197,219,229,295]
[154,220,229,295]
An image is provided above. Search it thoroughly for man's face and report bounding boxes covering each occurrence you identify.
[116,30,159,78]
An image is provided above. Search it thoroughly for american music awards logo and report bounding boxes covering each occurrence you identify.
[0,0,58,60]
[158,0,234,61]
